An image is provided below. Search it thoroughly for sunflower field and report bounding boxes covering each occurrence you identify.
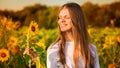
[0,16,120,68]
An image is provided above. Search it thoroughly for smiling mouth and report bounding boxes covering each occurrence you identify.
[60,24,67,27]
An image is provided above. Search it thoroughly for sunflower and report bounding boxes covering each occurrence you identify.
[6,21,12,31]
[37,41,46,49]
[13,21,21,29]
[117,36,120,43]
[108,64,115,68]
[0,48,10,62]
[0,17,7,26]
[6,42,12,51]
[40,43,46,49]
[29,21,38,35]
[11,45,20,54]
[9,36,18,45]
[103,43,109,50]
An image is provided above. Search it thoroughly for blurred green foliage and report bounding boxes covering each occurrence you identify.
[0,2,120,28]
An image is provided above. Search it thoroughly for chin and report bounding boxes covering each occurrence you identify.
[60,29,71,32]
[60,30,66,32]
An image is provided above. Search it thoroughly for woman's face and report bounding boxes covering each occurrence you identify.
[58,7,72,32]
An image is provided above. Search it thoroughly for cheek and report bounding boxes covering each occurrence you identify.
[66,20,72,25]
[57,20,62,25]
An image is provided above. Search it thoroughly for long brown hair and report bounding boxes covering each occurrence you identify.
[51,2,94,68]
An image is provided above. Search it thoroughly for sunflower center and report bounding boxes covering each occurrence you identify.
[16,23,20,26]
[31,26,35,32]
[11,40,15,43]
[1,52,6,58]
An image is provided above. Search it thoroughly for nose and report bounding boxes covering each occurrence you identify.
[58,17,66,24]
[61,18,65,23]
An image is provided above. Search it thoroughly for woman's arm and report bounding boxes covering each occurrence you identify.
[23,46,38,62]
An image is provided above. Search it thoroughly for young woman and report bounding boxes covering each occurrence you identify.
[47,2,100,68]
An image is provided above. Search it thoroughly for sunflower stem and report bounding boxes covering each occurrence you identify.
[27,28,30,47]
[27,27,32,68]
[29,60,31,68]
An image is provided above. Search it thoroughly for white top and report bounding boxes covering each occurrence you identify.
[47,41,100,68]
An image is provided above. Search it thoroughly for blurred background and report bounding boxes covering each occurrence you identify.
[0,0,120,68]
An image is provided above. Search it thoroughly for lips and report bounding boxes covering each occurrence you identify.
[60,24,67,28]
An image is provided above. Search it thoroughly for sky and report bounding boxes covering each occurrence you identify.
[0,0,119,11]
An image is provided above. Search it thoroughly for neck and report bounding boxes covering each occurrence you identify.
[64,31,73,42]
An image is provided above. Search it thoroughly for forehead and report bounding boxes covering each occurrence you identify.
[59,7,70,16]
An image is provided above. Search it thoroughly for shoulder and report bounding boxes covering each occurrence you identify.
[89,43,98,57]
[47,43,59,50]
[47,42,59,54]
[89,43,97,50]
